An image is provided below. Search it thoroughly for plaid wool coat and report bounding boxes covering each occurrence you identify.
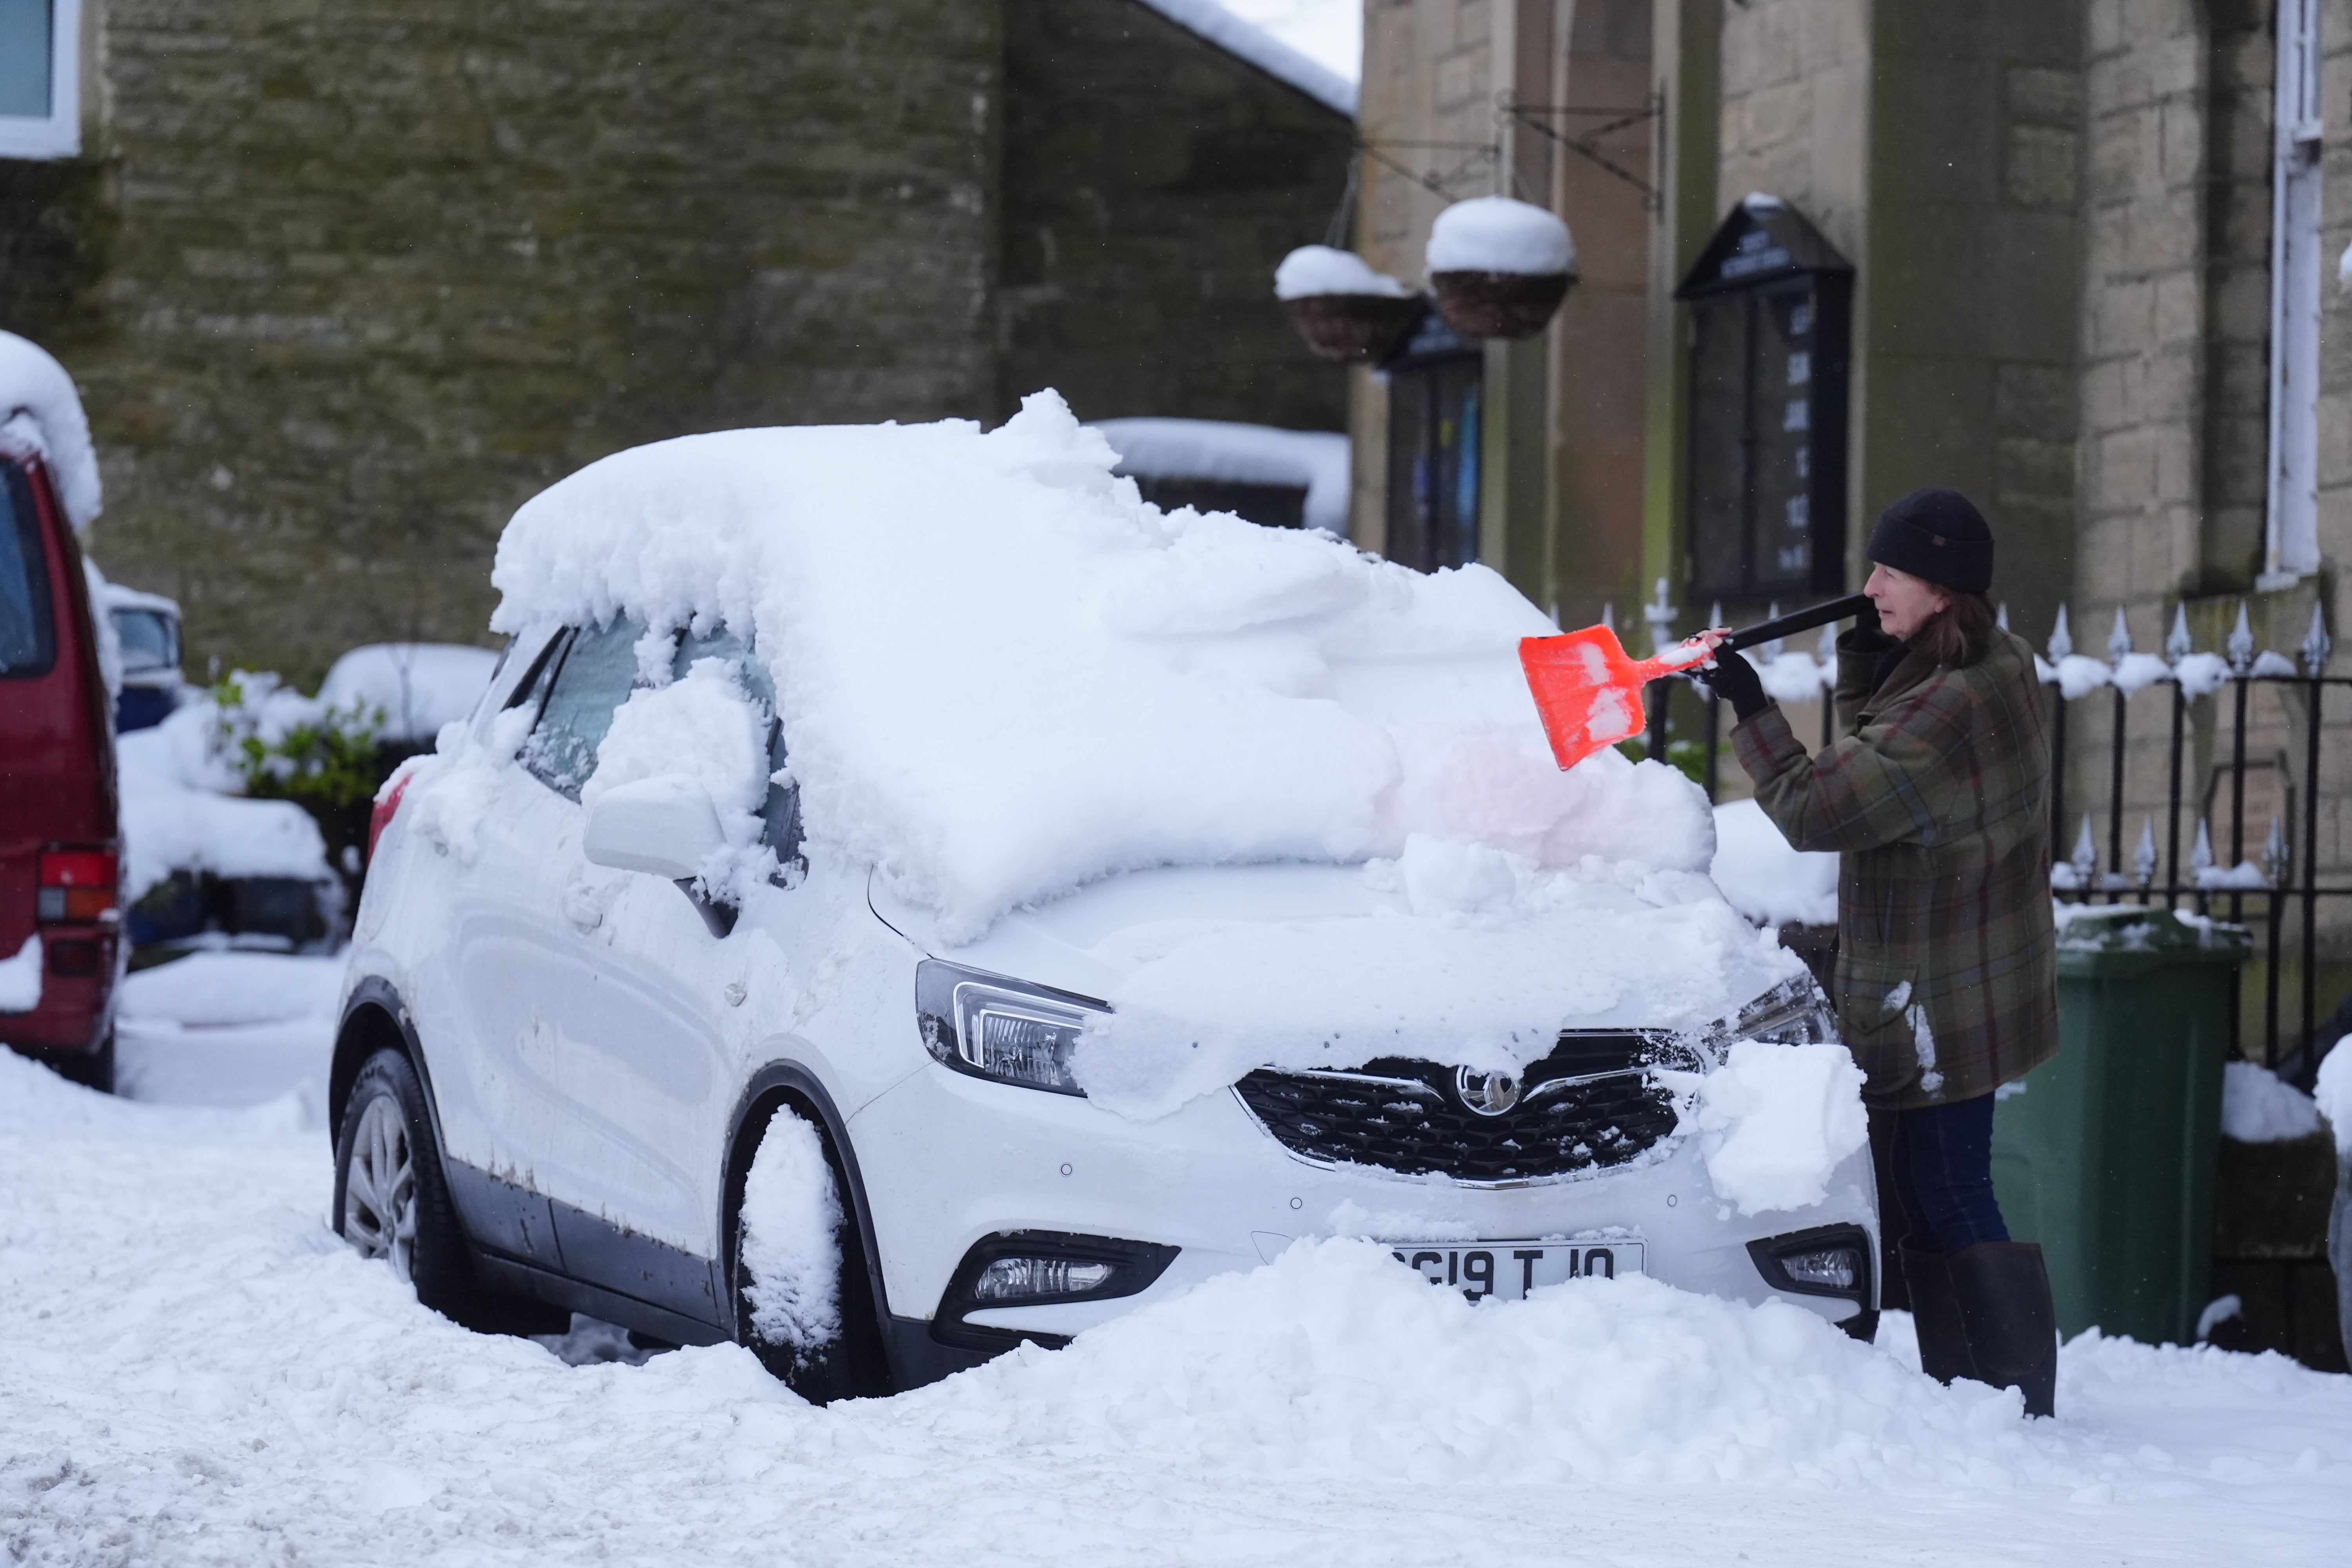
[1731,627,2059,1110]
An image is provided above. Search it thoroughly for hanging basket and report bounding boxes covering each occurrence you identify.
[1429,270,1574,340]
[1282,293,1424,364]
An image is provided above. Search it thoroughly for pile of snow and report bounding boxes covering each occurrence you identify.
[485,392,1717,945]
[0,330,102,529]
[116,700,330,900]
[737,1107,843,1362]
[1426,196,1576,276]
[1711,798,1838,926]
[8,1055,2352,1563]
[316,643,499,744]
[1134,0,1357,115]
[113,952,343,1119]
[1660,1040,1867,1216]
[2317,1040,2352,1154]
[0,934,38,1013]
[1091,417,1350,534]
[1272,244,1408,299]
[2221,1059,2326,1143]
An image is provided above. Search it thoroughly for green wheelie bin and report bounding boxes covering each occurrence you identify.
[1989,906,2251,1345]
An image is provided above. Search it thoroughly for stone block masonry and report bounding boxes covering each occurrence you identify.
[2,0,1350,685]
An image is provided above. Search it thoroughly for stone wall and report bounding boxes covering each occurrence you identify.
[997,0,1353,431]
[1,0,1348,686]
[14,0,1003,684]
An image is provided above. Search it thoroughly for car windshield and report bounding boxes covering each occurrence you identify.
[112,606,178,674]
[0,459,56,678]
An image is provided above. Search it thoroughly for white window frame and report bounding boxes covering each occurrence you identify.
[2264,0,2324,587]
[0,0,82,161]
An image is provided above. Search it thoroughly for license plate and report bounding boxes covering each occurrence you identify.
[1386,1239,1645,1301]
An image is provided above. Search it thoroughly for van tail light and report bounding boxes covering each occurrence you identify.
[38,848,118,924]
[368,771,416,862]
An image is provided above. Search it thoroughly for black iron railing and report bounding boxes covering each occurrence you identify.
[1641,596,2343,1086]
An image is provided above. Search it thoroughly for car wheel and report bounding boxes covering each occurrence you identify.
[333,1047,478,1319]
[731,1103,875,1403]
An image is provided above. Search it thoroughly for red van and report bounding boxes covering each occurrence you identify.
[0,374,120,1090]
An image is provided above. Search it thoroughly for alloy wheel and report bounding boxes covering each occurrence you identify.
[343,1093,419,1281]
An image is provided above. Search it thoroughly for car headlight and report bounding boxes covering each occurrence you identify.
[1702,975,1841,1051]
[915,959,1108,1096]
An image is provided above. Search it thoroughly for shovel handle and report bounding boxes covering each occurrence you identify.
[1717,593,1874,655]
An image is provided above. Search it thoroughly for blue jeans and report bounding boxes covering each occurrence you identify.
[1888,1092,2011,1252]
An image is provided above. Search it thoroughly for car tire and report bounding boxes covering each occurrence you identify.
[730,1103,884,1404]
[335,1047,478,1316]
[333,1047,567,1337]
[51,1031,114,1094]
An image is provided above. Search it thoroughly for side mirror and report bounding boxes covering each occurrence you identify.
[583,774,726,881]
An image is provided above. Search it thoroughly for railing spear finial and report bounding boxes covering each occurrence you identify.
[2192,817,2215,880]
[2166,603,2194,661]
[2134,817,2158,887]
[2070,813,2098,887]
[1997,602,2011,631]
[1644,576,1677,657]
[2227,602,2255,673]
[2049,605,2074,662]
[2301,603,2331,675]
[2107,606,2134,662]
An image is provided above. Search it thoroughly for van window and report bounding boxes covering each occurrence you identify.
[0,459,57,679]
[111,607,179,676]
[523,617,645,799]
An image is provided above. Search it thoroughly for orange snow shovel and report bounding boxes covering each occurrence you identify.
[1520,594,1871,771]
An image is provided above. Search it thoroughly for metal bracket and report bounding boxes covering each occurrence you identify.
[1499,93,1664,212]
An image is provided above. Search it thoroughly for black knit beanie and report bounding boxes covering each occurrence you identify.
[1867,488,1993,594]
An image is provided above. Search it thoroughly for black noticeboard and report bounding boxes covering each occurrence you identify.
[1674,199,1854,606]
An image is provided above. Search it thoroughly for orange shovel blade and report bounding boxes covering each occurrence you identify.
[1519,626,1711,771]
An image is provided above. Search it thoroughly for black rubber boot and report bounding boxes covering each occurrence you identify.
[1900,1245,1974,1385]
[1946,1241,2058,1418]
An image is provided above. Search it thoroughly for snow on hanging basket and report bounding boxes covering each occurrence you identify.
[1425,197,1577,340]
[1274,245,1422,363]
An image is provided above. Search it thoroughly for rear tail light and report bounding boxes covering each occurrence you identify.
[368,772,415,862]
[37,849,117,924]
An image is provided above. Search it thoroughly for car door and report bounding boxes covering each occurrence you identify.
[545,626,797,1272]
[435,619,697,1281]
[455,617,780,1323]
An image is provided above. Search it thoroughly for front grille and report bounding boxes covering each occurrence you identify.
[1232,1032,1688,1183]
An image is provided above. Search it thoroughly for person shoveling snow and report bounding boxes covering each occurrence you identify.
[1690,488,2062,1417]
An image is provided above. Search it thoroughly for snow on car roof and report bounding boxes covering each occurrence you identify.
[0,330,102,530]
[489,391,1720,946]
[1089,418,1350,535]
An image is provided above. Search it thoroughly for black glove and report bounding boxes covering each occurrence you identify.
[1837,597,1891,656]
[1698,646,1770,722]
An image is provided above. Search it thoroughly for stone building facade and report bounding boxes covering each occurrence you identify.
[1352,0,2352,982]
[0,0,1353,681]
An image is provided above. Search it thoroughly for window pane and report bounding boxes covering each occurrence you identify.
[112,608,177,673]
[524,617,645,799]
[673,625,800,862]
[0,461,57,677]
[0,0,54,120]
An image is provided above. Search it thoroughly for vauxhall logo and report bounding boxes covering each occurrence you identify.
[1453,1067,1522,1116]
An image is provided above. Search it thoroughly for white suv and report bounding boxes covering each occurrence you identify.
[334,399,1878,1399]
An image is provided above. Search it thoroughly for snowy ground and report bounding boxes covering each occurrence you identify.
[4,955,2350,1564]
